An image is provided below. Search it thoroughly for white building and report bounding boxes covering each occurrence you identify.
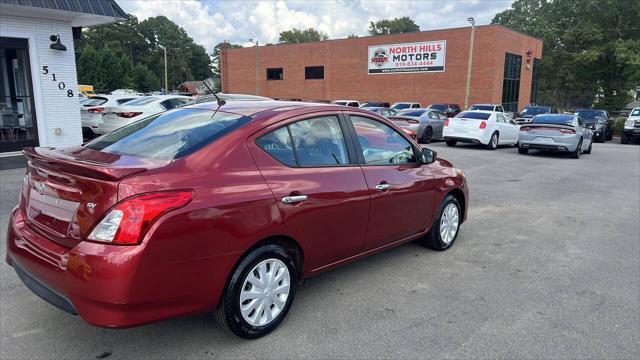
[0,0,125,168]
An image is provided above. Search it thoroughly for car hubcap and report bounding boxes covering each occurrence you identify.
[492,135,498,147]
[240,259,290,326]
[439,203,460,244]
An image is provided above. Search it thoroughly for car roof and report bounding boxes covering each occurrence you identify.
[187,100,345,117]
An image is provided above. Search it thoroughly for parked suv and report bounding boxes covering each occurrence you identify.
[7,101,468,339]
[332,100,360,107]
[515,105,558,124]
[428,104,461,118]
[574,109,613,142]
[622,107,640,144]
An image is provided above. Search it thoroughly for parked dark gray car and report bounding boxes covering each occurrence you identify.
[518,114,593,159]
[389,108,448,143]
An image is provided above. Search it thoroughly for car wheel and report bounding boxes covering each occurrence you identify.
[486,132,499,150]
[571,139,582,159]
[421,127,433,144]
[420,194,461,251]
[621,133,630,144]
[583,139,592,154]
[606,132,613,141]
[518,146,529,154]
[445,139,457,147]
[216,244,297,339]
[597,132,606,143]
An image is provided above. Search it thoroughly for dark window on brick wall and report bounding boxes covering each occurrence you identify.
[266,68,283,80]
[305,66,324,80]
[530,59,541,104]
[501,53,522,114]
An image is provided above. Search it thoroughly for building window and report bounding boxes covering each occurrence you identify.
[501,53,522,114]
[530,58,541,105]
[305,66,324,80]
[266,68,283,81]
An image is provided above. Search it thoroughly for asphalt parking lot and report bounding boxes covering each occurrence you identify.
[1,140,639,359]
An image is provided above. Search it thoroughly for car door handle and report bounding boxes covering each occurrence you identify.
[281,195,308,204]
[375,183,391,191]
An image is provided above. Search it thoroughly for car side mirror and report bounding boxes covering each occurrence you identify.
[420,148,437,164]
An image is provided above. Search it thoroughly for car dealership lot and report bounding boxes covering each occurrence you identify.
[1,141,638,359]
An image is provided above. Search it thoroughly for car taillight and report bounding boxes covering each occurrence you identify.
[87,191,193,245]
[116,111,143,118]
[559,128,576,134]
[444,118,450,127]
[88,107,105,114]
[520,126,531,132]
[406,119,419,124]
[479,121,487,129]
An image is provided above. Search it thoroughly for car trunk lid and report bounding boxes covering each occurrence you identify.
[21,146,169,248]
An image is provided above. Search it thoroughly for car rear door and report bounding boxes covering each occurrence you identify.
[248,112,370,270]
[345,113,436,250]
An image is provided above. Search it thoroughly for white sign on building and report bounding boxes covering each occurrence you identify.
[368,40,446,74]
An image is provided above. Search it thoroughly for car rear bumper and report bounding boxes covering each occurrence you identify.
[6,206,234,328]
[519,138,577,152]
[443,129,490,145]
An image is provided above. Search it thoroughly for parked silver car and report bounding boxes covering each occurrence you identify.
[389,108,448,143]
[518,114,593,158]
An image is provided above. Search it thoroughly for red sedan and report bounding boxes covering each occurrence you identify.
[6,101,468,338]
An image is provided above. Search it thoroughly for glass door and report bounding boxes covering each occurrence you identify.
[0,37,38,152]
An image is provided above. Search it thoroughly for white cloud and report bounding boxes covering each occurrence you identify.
[116,0,514,52]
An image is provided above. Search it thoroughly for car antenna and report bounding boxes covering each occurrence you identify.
[202,78,226,107]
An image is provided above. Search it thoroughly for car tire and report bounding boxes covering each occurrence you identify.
[571,138,582,159]
[583,140,592,154]
[445,139,457,147]
[216,244,297,339]
[421,127,433,144]
[486,132,499,150]
[420,194,461,251]
[596,132,606,143]
[606,132,613,141]
[518,146,529,154]
[621,133,630,144]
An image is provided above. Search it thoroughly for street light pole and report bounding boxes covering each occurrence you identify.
[249,39,259,95]
[163,45,168,92]
[464,17,476,109]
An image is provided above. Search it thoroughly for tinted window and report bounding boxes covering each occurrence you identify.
[521,106,550,115]
[116,98,137,105]
[333,101,347,106]
[532,115,576,125]
[85,109,250,160]
[429,104,447,111]
[289,116,348,166]
[470,105,494,111]
[266,68,283,80]
[397,110,425,117]
[124,97,158,106]
[392,103,410,110]
[456,111,491,120]
[351,116,416,165]
[305,66,324,80]
[257,127,296,166]
[575,110,605,120]
[347,102,359,107]
[83,97,108,106]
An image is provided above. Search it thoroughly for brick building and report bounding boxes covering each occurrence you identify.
[221,24,543,114]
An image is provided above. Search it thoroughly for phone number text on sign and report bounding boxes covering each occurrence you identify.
[368,40,446,74]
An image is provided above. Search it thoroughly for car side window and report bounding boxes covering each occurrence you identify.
[288,116,349,166]
[160,100,174,110]
[428,111,438,120]
[496,114,504,123]
[411,104,419,108]
[257,127,296,166]
[350,116,416,165]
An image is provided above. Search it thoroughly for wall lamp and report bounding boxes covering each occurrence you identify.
[49,35,67,51]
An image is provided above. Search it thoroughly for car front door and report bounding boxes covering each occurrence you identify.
[346,114,436,250]
[496,113,518,144]
[248,113,370,271]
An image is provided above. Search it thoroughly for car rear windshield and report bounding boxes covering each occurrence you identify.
[83,97,108,106]
[397,110,425,117]
[428,104,447,110]
[84,109,251,160]
[532,115,575,125]
[521,107,550,115]
[122,97,158,106]
[470,105,494,111]
[575,110,604,120]
[333,101,347,105]
[456,111,491,120]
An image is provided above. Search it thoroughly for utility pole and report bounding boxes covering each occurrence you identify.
[249,38,259,95]
[464,17,476,110]
[164,46,168,92]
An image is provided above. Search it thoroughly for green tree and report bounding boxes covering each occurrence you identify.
[492,0,640,111]
[278,28,329,43]
[132,64,159,93]
[368,17,420,36]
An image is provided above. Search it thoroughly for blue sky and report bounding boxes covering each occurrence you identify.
[117,0,514,52]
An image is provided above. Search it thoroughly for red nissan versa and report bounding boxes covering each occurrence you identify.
[6,101,468,338]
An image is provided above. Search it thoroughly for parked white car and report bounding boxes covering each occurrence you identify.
[390,102,421,110]
[443,110,519,150]
[81,94,141,137]
[94,95,191,135]
[332,100,360,107]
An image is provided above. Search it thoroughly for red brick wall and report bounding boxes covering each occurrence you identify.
[222,25,543,112]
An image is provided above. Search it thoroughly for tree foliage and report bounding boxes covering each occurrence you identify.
[74,15,212,93]
[368,17,420,36]
[493,0,640,111]
[278,28,329,43]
